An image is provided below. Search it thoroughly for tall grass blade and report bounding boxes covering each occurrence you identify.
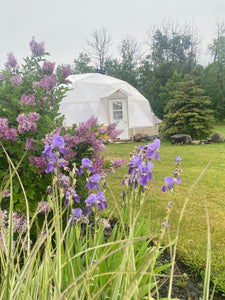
[202,198,211,300]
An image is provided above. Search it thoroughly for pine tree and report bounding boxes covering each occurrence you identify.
[162,74,214,139]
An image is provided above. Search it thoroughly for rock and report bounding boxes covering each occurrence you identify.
[145,135,159,141]
[133,133,147,142]
[191,140,201,145]
[211,132,224,143]
[102,139,110,145]
[170,134,192,145]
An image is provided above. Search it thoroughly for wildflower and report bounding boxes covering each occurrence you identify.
[30,37,45,56]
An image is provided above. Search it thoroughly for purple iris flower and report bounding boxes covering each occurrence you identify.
[162,176,181,192]
[146,148,154,159]
[72,208,82,225]
[46,163,54,173]
[85,193,97,206]
[96,191,107,210]
[133,155,142,168]
[175,155,181,163]
[82,158,92,168]
[52,136,65,148]
[138,174,148,186]
[86,174,101,190]
[42,143,52,157]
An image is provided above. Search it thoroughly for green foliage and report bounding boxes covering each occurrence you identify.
[162,74,214,139]
[73,52,95,74]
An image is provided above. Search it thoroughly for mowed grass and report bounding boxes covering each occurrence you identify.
[104,126,225,293]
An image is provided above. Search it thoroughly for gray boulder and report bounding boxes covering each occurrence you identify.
[133,133,147,142]
[170,134,192,145]
[145,135,159,141]
[211,132,224,143]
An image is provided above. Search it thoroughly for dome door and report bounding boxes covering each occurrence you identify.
[109,98,129,139]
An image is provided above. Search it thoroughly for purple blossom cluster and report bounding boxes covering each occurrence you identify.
[106,122,123,139]
[65,157,108,225]
[30,37,45,57]
[61,64,72,80]
[39,74,57,93]
[29,156,47,173]
[0,210,31,253]
[5,52,18,69]
[0,118,17,142]
[20,94,35,109]
[42,61,55,75]
[24,138,37,151]
[122,138,160,189]
[38,201,52,214]
[42,136,67,173]
[161,155,182,193]
[10,74,21,87]
[76,116,98,137]
[16,112,40,134]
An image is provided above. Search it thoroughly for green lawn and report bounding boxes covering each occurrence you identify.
[104,127,225,293]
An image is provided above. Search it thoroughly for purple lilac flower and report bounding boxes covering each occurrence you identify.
[10,74,21,87]
[3,190,11,198]
[39,74,57,93]
[106,122,123,139]
[42,126,63,145]
[0,73,5,80]
[24,138,37,151]
[16,113,39,133]
[5,52,17,69]
[29,112,40,121]
[20,94,35,109]
[42,61,55,75]
[30,37,45,56]
[38,201,52,214]
[98,127,107,134]
[112,159,127,168]
[0,118,17,142]
[29,156,47,173]
[61,64,72,80]
[161,176,181,192]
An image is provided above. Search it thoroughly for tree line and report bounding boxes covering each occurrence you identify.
[61,22,225,139]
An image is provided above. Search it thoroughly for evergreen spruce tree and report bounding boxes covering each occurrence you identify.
[162,74,214,139]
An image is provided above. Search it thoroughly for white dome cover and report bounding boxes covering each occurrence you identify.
[59,73,155,128]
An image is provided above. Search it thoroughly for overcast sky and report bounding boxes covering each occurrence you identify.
[1,0,224,69]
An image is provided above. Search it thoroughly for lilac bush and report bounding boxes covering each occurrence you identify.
[0,38,125,239]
